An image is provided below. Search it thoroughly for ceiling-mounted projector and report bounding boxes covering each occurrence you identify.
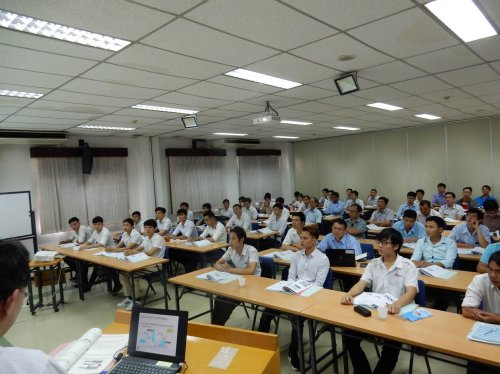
[253,101,280,125]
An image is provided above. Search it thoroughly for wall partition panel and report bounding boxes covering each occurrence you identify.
[343,132,375,200]
[316,137,345,198]
[293,140,319,196]
[491,117,500,197]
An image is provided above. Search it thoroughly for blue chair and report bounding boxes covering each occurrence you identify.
[453,255,460,270]
[256,207,261,213]
[360,244,374,260]
[251,222,260,231]
[251,257,278,331]
[323,268,333,289]
[142,248,171,305]
[409,280,432,374]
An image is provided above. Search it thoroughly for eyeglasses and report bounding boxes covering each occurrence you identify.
[375,240,393,246]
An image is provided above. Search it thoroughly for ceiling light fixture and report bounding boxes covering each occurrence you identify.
[366,102,403,111]
[425,0,497,43]
[213,132,248,136]
[333,126,360,131]
[0,89,44,99]
[280,120,312,125]
[273,135,299,139]
[131,104,198,115]
[77,125,135,131]
[0,9,131,51]
[414,114,441,120]
[225,68,302,89]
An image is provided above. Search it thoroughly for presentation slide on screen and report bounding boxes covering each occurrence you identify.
[136,313,179,357]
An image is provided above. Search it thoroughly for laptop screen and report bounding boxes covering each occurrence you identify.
[128,308,188,363]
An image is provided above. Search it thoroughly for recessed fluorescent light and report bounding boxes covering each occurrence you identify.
[224,68,302,89]
[333,126,360,131]
[77,125,135,131]
[0,9,131,51]
[273,136,300,139]
[213,132,248,136]
[366,102,403,111]
[0,89,43,99]
[425,0,497,43]
[414,114,441,120]
[131,104,198,115]
[280,120,313,125]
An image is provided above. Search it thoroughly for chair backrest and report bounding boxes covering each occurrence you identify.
[360,243,374,260]
[251,222,260,231]
[453,255,460,270]
[479,301,484,310]
[415,279,426,307]
[256,207,261,213]
[283,225,290,240]
[259,257,275,279]
[323,268,333,289]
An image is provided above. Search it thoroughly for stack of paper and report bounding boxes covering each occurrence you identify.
[444,217,459,223]
[353,292,398,309]
[402,242,417,249]
[186,239,212,247]
[256,227,274,234]
[457,247,485,255]
[367,224,384,231]
[265,280,322,297]
[273,250,295,261]
[59,243,77,249]
[195,270,241,284]
[467,322,500,345]
[418,265,457,279]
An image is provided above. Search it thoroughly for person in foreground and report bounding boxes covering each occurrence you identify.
[462,251,500,374]
[0,240,67,374]
[341,228,418,374]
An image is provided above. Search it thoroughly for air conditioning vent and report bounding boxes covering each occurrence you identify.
[210,139,261,148]
[0,130,69,145]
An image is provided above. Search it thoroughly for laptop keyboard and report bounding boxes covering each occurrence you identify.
[110,361,178,374]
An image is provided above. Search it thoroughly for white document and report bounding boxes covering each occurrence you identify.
[125,252,150,262]
[72,246,82,251]
[367,224,384,231]
[354,292,398,309]
[54,328,128,374]
[261,220,270,224]
[93,251,150,263]
[283,280,314,295]
[418,265,449,278]
[444,217,459,223]
[273,250,295,261]
[355,252,368,261]
[197,270,234,282]
[196,225,207,230]
[257,227,274,234]
[59,243,77,249]
[265,280,292,292]
[402,242,417,249]
[457,247,485,255]
[189,239,212,247]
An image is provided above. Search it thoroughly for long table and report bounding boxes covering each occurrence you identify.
[40,244,169,307]
[165,240,228,268]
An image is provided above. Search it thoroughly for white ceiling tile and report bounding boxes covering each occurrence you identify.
[436,65,500,87]
[461,80,500,96]
[442,97,485,109]
[244,95,305,107]
[330,118,372,125]
[381,95,433,109]
[418,88,472,103]
[390,76,453,95]
[15,108,98,120]
[197,108,250,118]
[317,95,371,108]
[0,44,98,76]
[460,104,499,114]
[0,107,21,115]
[479,93,500,104]
[4,115,84,125]
[96,114,162,125]
[152,92,232,108]
[285,101,340,113]
[477,1,500,35]
[293,113,336,122]
[468,35,500,61]
[132,0,203,14]
[113,108,183,120]
[446,114,482,121]
[0,83,52,95]
[409,103,453,114]
[58,78,167,99]
[28,100,121,115]
[358,61,427,84]
[217,102,263,113]
[404,45,484,73]
[0,67,72,89]
[213,118,255,126]
[42,91,140,107]
[185,0,337,50]
[493,61,500,75]
[0,97,34,107]
[0,122,71,130]
[197,116,230,125]
[355,113,392,122]
[206,75,283,94]
[179,82,263,101]
[349,8,459,58]
[281,0,414,30]
[142,123,182,130]
[291,33,394,71]
[352,86,411,101]
[325,108,372,117]
[142,19,279,66]
[276,86,335,101]
[375,108,419,118]
[372,117,419,125]
[82,63,197,91]
[428,109,465,117]
[0,0,174,41]
[108,44,232,79]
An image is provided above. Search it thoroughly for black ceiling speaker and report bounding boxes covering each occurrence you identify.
[82,143,93,174]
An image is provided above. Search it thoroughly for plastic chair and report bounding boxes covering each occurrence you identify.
[409,280,432,374]
[453,255,460,270]
[360,244,374,260]
[251,222,260,231]
[256,207,261,213]
[142,248,171,305]
[251,257,278,331]
[323,268,333,290]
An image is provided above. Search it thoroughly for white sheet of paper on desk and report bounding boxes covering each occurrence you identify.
[444,217,459,223]
[467,322,500,345]
[355,252,367,261]
[402,243,416,249]
[367,224,384,231]
[192,239,212,247]
[208,346,239,370]
[265,280,292,292]
[418,265,456,279]
[273,250,295,261]
[72,246,82,251]
[196,225,206,230]
[457,247,484,255]
[353,292,398,309]
[125,253,150,263]
[261,219,270,224]
[59,243,77,248]
[257,227,274,234]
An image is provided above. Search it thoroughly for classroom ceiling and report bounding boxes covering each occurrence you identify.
[1,0,500,142]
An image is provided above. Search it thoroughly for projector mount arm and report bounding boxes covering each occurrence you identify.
[264,101,279,116]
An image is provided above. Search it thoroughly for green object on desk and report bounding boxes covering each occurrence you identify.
[300,285,323,297]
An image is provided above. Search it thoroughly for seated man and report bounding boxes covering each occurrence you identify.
[242,198,258,220]
[392,210,425,243]
[458,187,478,211]
[304,197,322,226]
[226,204,251,231]
[396,191,419,220]
[462,251,500,374]
[106,218,142,253]
[345,204,367,239]
[195,203,211,226]
[483,200,500,233]
[258,227,329,371]
[432,183,447,207]
[290,191,300,206]
[59,216,91,245]
[117,219,166,310]
[270,197,290,220]
[131,211,145,234]
[297,195,310,213]
[416,189,425,204]
[416,200,442,225]
[260,193,273,215]
[449,208,490,249]
[365,189,380,207]
[267,203,288,243]
[190,211,227,243]
[475,185,497,207]
[212,227,261,326]
[220,199,234,219]
[346,190,364,210]
[318,219,361,256]
[281,212,306,252]
[325,191,344,216]
[238,196,245,206]
[319,188,329,205]
[323,190,333,210]
[344,188,353,206]
[439,192,465,220]
[477,241,500,273]
[165,209,198,240]
[290,193,304,212]
[0,240,67,374]
[180,202,194,221]
[367,197,394,227]
[341,228,418,374]
[155,207,172,236]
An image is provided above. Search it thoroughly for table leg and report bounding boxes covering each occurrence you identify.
[76,259,84,301]
[162,265,168,310]
[27,268,35,315]
[130,271,136,305]
[308,319,318,374]
[290,315,306,374]
[209,293,214,320]
[49,265,58,312]
[175,284,180,311]
[201,253,207,269]
[58,262,65,304]
[342,328,349,374]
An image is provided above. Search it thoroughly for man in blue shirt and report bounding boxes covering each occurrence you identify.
[396,191,419,220]
[317,219,361,256]
[432,183,447,207]
[325,191,344,216]
[449,208,490,249]
[477,242,500,274]
[392,210,425,243]
[475,185,498,207]
[304,197,322,225]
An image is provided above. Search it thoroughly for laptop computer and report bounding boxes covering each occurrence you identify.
[325,249,356,267]
[109,307,188,374]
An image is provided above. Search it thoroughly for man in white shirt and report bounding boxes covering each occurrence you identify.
[365,189,380,207]
[0,240,67,374]
[304,197,323,225]
[220,199,234,218]
[258,226,329,371]
[345,190,364,210]
[166,209,197,240]
[269,197,290,221]
[212,227,261,326]
[261,194,274,215]
[59,217,91,245]
[439,192,465,220]
[155,207,172,236]
[226,204,251,231]
[282,212,306,252]
[267,203,288,243]
[341,228,418,374]
[298,195,310,212]
[191,211,227,243]
[242,198,258,220]
[344,188,353,206]
[323,190,333,210]
[416,200,442,225]
[289,191,300,206]
[367,197,394,227]
[180,202,194,221]
[290,193,304,212]
[195,203,212,226]
[131,211,145,234]
[319,188,329,205]
[117,219,166,310]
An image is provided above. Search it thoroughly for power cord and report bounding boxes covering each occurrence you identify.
[182,362,189,373]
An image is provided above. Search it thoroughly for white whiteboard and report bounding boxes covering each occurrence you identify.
[0,192,33,239]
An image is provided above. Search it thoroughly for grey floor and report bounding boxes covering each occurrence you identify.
[5,266,467,374]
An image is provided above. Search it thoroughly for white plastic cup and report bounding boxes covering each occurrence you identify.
[175,239,180,243]
[378,306,388,320]
[238,278,246,287]
[170,239,174,243]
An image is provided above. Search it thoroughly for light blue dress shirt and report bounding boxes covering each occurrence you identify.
[326,200,344,215]
[448,224,491,247]
[410,236,458,269]
[480,243,500,264]
[396,203,420,220]
[392,221,426,240]
[304,208,323,224]
[317,233,362,256]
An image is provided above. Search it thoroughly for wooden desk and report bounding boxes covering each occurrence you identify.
[364,206,378,211]
[40,244,169,307]
[105,311,281,374]
[322,216,342,222]
[301,292,500,371]
[28,258,66,315]
[442,229,499,243]
[165,241,228,268]
[445,220,465,228]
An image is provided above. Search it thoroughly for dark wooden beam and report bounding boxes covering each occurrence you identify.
[30,147,128,158]
[236,149,281,156]
[165,148,227,157]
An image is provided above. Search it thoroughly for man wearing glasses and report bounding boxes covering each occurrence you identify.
[366,197,394,227]
[317,219,361,256]
[458,187,478,211]
[449,208,490,249]
[190,211,227,243]
[0,240,67,373]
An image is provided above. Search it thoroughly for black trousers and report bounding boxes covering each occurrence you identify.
[211,296,241,326]
[345,330,402,374]
[88,266,120,287]
[258,308,304,356]
[171,253,199,274]
[428,288,451,311]
[467,360,498,374]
